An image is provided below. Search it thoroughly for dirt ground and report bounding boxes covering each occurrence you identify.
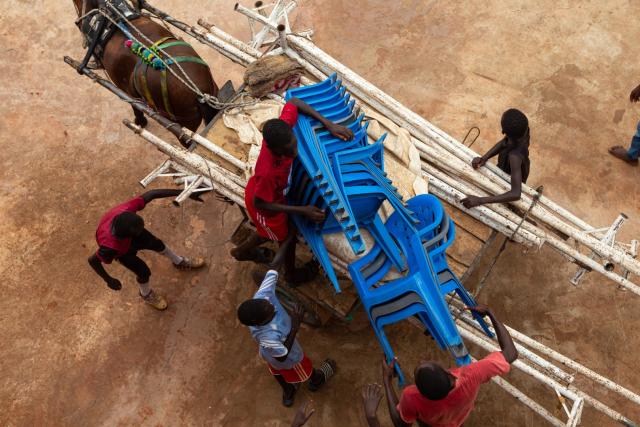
[1,1,639,426]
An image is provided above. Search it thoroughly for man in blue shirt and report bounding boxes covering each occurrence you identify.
[238,270,337,407]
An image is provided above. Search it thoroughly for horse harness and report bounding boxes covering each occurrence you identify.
[78,0,140,59]
[77,0,210,121]
[131,36,209,121]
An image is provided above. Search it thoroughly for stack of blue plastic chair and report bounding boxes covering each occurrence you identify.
[348,194,493,383]
[405,195,493,338]
[284,76,491,382]
[286,74,418,292]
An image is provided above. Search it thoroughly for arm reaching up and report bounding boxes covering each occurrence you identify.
[291,400,315,427]
[363,383,384,427]
[274,303,304,363]
[288,97,354,141]
[467,304,518,363]
[382,358,411,427]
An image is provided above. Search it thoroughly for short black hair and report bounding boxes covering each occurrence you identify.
[415,363,452,400]
[237,299,274,326]
[501,109,528,139]
[112,212,144,238]
[263,118,293,150]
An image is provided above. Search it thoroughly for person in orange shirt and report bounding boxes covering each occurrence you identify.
[381,305,518,427]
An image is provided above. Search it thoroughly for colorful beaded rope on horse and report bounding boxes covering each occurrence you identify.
[125,40,166,70]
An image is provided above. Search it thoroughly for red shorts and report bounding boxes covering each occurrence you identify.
[268,355,313,383]
[245,179,289,242]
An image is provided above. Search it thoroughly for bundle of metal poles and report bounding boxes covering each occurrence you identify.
[137,1,640,295]
[238,2,640,293]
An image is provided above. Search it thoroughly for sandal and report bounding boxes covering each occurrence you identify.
[174,256,205,271]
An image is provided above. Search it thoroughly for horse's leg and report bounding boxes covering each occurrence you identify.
[133,107,148,128]
[127,66,148,128]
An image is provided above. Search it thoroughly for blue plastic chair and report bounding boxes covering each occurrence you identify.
[331,139,419,229]
[401,195,493,337]
[285,73,338,98]
[349,224,471,384]
[289,173,407,290]
[295,85,346,106]
[348,194,495,382]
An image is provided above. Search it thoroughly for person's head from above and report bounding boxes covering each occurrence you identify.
[501,108,528,142]
[112,212,145,238]
[414,361,456,400]
[237,298,276,326]
[263,118,297,158]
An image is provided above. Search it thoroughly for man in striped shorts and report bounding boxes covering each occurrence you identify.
[230,98,353,285]
[238,270,336,407]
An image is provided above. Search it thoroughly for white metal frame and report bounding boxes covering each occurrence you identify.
[139,159,214,205]
[571,214,627,285]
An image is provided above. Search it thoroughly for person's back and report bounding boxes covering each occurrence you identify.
[380,305,518,427]
[398,352,510,427]
[496,128,531,184]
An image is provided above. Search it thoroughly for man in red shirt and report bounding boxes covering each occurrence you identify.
[88,189,205,310]
[231,97,353,284]
[381,305,518,427]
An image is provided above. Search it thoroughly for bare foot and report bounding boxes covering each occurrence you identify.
[608,146,638,165]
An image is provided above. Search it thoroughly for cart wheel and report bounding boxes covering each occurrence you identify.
[275,287,323,327]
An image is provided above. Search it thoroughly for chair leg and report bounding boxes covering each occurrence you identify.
[454,285,493,338]
[367,216,406,271]
[370,319,406,386]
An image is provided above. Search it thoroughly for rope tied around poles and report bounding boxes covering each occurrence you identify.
[472,185,545,299]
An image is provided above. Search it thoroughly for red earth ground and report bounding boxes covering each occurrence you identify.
[1,1,639,426]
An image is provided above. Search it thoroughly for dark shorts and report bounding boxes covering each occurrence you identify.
[118,229,165,283]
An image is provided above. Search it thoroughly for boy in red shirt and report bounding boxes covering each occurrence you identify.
[231,98,353,284]
[380,305,518,427]
[88,189,205,310]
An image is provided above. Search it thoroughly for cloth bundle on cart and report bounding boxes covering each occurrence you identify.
[285,76,491,382]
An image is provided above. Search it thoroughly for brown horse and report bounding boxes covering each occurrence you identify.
[73,0,219,131]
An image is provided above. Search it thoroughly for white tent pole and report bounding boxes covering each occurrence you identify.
[233,5,640,276]
[233,2,595,234]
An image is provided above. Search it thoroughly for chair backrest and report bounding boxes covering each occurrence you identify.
[285,73,338,98]
[426,217,456,270]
